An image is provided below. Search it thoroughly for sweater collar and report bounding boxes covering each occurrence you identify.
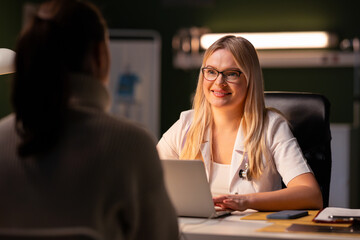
[68,73,110,112]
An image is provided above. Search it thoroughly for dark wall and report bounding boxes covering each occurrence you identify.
[0,0,24,119]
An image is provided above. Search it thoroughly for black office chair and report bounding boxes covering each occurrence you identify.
[264,91,332,207]
[0,228,103,240]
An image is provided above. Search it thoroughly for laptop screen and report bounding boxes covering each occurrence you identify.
[161,159,231,218]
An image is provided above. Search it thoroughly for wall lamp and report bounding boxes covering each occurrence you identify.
[200,31,338,50]
[0,48,16,75]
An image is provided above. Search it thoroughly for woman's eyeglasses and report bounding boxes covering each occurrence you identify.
[202,67,242,83]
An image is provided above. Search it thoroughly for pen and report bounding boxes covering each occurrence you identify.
[329,215,360,221]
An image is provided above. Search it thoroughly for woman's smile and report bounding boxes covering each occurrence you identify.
[211,89,232,97]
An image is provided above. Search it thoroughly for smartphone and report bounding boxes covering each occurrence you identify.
[266,210,308,219]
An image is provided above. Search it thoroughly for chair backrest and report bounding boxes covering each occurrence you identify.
[0,228,103,240]
[264,91,332,207]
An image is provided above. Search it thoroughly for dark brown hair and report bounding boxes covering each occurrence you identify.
[12,0,107,157]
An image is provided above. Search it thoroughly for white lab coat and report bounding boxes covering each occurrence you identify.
[157,109,312,195]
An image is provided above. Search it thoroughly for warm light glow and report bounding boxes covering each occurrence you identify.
[200,32,336,50]
[0,48,16,75]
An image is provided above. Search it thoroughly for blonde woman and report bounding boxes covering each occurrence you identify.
[157,35,323,211]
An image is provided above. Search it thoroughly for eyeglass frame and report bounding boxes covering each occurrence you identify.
[201,67,243,83]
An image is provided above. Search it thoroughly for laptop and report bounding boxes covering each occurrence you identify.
[161,159,232,218]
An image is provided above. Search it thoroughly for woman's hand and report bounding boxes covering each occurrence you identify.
[213,173,323,212]
[213,194,250,211]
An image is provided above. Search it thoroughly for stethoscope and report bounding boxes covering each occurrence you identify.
[238,162,249,180]
[238,152,249,180]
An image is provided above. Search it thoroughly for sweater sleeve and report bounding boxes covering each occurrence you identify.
[100,117,179,240]
[131,128,179,240]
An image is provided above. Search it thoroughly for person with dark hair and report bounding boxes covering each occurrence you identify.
[0,0,178,239]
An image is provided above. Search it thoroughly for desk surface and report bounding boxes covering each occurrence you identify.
[179,211,360,240]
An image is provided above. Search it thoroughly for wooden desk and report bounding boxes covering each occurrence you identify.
[179,211,360,240]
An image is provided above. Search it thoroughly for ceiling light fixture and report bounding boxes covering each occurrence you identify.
[200,31,337,50]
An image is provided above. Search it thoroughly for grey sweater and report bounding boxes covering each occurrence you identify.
[0,74,178,240]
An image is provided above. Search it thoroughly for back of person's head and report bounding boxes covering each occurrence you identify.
[12,0,108,157]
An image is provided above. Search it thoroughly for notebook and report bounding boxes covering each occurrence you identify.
[161,159,232,218]
[313,207,360,223]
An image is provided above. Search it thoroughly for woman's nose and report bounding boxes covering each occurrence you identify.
[214,73,227,86]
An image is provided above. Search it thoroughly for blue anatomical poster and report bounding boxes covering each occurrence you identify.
[108,30,161,139]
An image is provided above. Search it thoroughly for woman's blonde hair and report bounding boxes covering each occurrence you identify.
[180,35,273,179]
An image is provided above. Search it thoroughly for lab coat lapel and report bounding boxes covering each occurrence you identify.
[199,122,246,187]
[229,122,246,189]
[200,129,211,180]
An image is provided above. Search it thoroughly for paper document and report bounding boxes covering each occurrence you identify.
[314,207,360,223]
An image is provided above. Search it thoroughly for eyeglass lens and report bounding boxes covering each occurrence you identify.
[202,68,241,82]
